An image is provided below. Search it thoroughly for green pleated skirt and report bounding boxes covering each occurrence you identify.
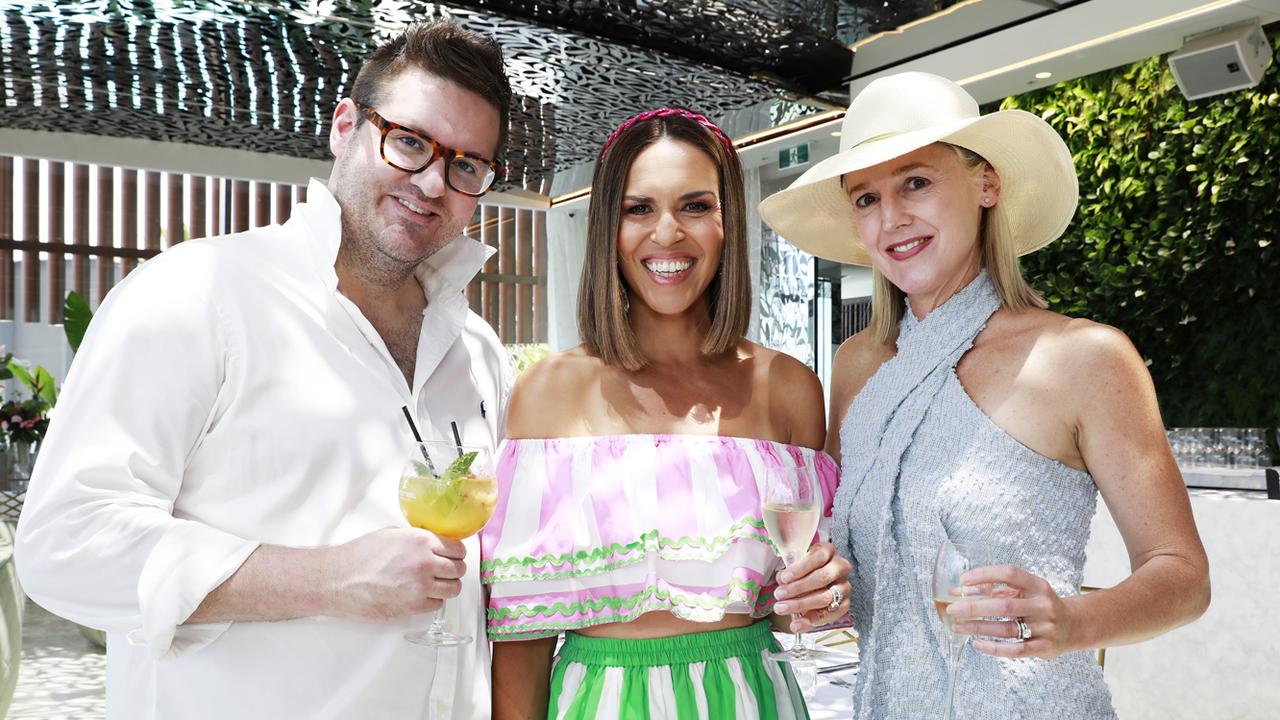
[547,621,810,720]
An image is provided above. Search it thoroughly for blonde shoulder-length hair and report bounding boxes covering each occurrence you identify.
[577,114,751,370]
[868,143,1047,345]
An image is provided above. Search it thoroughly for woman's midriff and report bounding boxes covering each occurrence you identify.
[571,611,758,640]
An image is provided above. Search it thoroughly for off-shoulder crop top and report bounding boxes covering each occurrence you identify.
[480,434,838,641]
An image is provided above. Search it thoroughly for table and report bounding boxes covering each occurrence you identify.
[773,632,857,719]
[1082,488,1279,719]
[1181,466,1268,491]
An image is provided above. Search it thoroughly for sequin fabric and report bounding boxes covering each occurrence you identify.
[830,271,1117,719]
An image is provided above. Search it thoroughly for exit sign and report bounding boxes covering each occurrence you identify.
[778,143,810,169]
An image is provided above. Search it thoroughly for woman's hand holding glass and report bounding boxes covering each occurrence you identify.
[774,542,853,632]
[946,564,1080,660]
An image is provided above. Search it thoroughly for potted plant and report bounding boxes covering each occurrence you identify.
[1,362,55,485]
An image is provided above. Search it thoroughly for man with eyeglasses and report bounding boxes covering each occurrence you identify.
[17,21,511,720]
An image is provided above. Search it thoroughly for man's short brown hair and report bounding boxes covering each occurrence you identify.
[350,21,512,159]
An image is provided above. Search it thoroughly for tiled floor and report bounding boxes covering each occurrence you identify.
[2,602,855,719]
[9,599,106,719]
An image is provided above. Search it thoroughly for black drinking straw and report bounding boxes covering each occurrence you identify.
[401,406,436,474]
[450,421,465,458]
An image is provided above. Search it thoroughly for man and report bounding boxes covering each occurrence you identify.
[15,21,511,719]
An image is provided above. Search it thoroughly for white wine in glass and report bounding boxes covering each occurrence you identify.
[761,461,828,663]
[399,440,498,646]
[932,538,994,720]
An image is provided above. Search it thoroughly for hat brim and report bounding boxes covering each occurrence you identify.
[758,109,1078,267]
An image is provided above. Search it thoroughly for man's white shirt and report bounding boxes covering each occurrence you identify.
[15,179,504,719]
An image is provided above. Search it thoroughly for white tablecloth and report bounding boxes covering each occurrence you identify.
[1181,466,1269,490]
[773,632,858,718]
[1083,488,1279,719]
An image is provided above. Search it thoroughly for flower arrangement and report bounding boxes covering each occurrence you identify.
[1,354,57,447]
[1,396,50,445]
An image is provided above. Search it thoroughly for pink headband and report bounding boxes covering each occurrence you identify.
[601,107,736,157]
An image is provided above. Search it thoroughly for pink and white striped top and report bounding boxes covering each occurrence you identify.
[480,434,839,641]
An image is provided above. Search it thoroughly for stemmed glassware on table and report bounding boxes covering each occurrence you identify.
[761,458,828,663]
[932,538,995,720]
[397,437,498,646]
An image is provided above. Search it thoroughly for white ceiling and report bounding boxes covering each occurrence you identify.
[734,0,1280,186]
[850,0,1280,104]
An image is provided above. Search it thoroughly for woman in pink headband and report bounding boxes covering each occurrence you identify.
[483,108,852,719]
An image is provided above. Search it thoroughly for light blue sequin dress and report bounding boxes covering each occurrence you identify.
[830,272,1117,719]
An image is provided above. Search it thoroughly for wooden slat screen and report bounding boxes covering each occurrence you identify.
[0,157,12,319]
[0,155,548,344]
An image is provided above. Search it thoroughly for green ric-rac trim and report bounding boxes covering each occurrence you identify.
[488,577,765,619]
[481,517,773,582]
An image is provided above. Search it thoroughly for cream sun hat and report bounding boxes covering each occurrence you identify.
[758,71,1078,266]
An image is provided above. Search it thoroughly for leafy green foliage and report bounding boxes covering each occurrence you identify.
[1002,38,1280,428]
[8,360,57,407]
[63,291,94,354]
[506,343,550,378]
[3,359,55,444]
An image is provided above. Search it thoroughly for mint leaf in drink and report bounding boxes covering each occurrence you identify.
[441,451,478,484]
[410,460,435,478]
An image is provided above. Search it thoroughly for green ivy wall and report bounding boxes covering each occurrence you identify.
[1002,37,1280,428]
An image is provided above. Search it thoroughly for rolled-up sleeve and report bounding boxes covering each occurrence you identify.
[15,243,260,657]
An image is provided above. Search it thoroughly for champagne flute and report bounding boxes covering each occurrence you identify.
[761,459,828,663]
[399,440,498,646]
[933,538,995,720]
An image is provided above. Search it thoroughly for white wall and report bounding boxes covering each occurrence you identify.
[0,321,73,400]
[841,265,873,300]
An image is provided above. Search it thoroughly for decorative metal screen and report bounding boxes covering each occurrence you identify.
[758,224,815,368]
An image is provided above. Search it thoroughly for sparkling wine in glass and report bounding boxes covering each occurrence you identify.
[932,538,994,720]
[399,440,498,646]
[762,460,828,663]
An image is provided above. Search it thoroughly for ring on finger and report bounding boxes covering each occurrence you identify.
[1015,618,1033,642]
[826,585,844,613]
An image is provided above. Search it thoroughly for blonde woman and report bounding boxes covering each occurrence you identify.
[760,73,1209,718]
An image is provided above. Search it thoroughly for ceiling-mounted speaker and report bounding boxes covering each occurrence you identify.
[1168,20,1273,101]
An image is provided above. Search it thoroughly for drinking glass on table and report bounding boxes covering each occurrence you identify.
[933,538,996,720]
[761,459,828,663]
[398,440,498,646]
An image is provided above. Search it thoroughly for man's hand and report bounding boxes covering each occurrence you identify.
[323,528,468,622]
[187,527,468,625]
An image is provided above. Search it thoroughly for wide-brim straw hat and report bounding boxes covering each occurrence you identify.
[758,71,1078,266]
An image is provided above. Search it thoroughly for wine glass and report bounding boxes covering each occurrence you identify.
[761,458,828,663]
[398,440,498,646]
[932,538,995,720]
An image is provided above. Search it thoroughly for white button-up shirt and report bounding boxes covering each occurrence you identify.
[16,179,505,719]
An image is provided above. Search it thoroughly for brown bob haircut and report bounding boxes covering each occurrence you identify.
[577,113,751,371]
[349,20,512,159]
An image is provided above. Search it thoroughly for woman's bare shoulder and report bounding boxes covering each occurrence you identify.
[1008,309,1144,374]
[739,340,826,449]
[506,346,605,438]
[831,328,895,399]
[998,308,1153,409]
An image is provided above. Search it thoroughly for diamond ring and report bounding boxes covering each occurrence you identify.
[826,585,844,613]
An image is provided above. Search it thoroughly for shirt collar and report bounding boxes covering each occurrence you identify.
[293,177,495,301]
